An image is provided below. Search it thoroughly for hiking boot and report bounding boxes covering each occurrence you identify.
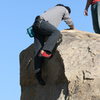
[35,71,46,86]
[39,50,52,58]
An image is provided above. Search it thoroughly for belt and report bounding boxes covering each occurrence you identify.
[35,16,45,23]
[33,16,45,29]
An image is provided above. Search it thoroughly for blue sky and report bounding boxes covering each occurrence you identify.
[0,0,94,100]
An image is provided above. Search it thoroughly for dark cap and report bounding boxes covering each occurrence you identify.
[56,4,71,14]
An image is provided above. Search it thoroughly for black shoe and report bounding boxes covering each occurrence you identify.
[35,71,46,86]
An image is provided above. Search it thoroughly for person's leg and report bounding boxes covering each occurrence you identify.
[33,24,46,85]
[34,35,44,70]
[34,36,46,85]
[39,21,61,53]
[97,2,100,33]
[91,3,100,33]
[32,17,47,85]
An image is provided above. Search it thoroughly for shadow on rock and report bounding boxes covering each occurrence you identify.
[20,44,69,100]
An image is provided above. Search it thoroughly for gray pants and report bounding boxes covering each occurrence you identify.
[91,2,100,34]
[33,17,61,70]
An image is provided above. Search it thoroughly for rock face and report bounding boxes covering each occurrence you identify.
[20,30,100,100]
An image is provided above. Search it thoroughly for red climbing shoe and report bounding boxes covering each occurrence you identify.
[39,50,52,58]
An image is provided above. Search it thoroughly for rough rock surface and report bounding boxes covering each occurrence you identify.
[20,30,100,100]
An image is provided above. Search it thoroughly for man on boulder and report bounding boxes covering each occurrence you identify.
[32,4,75,85]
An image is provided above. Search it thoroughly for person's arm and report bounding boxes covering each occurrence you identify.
[63,10,75,29]
[84,0,92,16]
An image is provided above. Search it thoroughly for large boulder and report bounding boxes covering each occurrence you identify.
[20,30,100,100]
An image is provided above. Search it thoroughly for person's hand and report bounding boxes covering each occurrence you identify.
[68,25,75,30]
[69,27,75,30]
[84,9,88,16]
[64,28,75,30]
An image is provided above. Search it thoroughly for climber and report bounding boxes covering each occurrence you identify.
[32,4,75,85]
[84,0,100,34]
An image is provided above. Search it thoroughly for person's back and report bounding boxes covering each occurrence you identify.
[40,5,73,28]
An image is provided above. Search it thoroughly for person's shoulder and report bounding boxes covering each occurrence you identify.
[54,6,67,12]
